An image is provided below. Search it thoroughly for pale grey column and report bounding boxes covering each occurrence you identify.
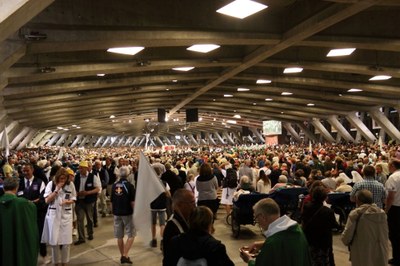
[346,112,376,143]
[327,115,355,142]
[250,127,265,143]
[117,136,125,146]
[38,133,54,146]
[336,132,342,143]
[94,136,105,147]
[137,136,146,147]
[188,135,199,145]
[79,135,89,147]
[378,108,389,143]
[9,127,30,149]
[180,135,189,145]
[214,132,225,145]
[207,133,216,145]
[297,124,318,142]
[247,135,254,143]
[311,119,335,143]
[283,123,302,143]
[163,136,172,145]
[222,131,234,144]
[109,136,118,147]
[149,137,156,147]
[47,133,61,146]
[30,132,47,147]
[102,136,111,147]
[124,136,132,146]
[130,136,139,146]
[62,135,74,147]
[370,108,400,143]
[55,134,68,146]
[155,136,164,146]
[70,135,83,148]
[232,131,242,144]
[16,129,37,150]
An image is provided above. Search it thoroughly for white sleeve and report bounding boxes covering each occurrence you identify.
[94,174,102,189]
[43,181,53,198]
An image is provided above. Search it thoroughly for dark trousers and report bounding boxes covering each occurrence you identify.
[76,202,95,241]
[38,210,47,257]
[388,206,400,262]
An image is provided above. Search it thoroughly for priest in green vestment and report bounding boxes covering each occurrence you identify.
[0,177,39,266]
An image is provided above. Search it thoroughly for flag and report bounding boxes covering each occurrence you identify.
[309,140,312,154]
[378,135,383,151]
[1,126,9,157]
[133,151,165,245]
[57,148,64,160]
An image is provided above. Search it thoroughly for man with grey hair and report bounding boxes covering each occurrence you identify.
[239,159,254,183]
[0,177,39,266]
[240,198,311,266]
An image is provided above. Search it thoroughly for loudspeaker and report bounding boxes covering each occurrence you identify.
[158,108,166,122]
[186,108,198,122]
[242,126,251,136]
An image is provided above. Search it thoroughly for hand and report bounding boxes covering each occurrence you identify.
[78,190,87,196]
[240,249,252,263]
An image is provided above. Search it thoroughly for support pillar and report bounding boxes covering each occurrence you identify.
[214,132,225,145]
[16,128,37,150]
[94,136,105,147]
[47,133,61,146]
[250,127,265,143]
[346,112,376,143]
[327,115,355,142]
[297,124,318,142]
[283,123,302,143]
[188,135,199,145]
[207,133,216,145]
[30,132,47,147]
[311,119,335,143]
[130,137,139,146]
[55,134,68,146]
[79,135,89,147]
[9,127,30,149]
[370,108,400,143]
[101,136,111,147]
[70,135,83,148]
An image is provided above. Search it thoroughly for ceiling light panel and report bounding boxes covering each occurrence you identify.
[347,88,363,92]
[326,48,356,57]
[281,92,293,95]
[283,67,303,74]
[224,94,233,97]
[265,98,273,101]
[187,44,220,53]
[216,0,268,19]
[107,46,144,55]
[256,79,272,84]
[369,75,392,81]
[172,67,195,71]
[237,88,250,91]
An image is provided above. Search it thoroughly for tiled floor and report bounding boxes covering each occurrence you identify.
[40,208,358,266]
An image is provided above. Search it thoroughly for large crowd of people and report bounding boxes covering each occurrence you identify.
[0,142,400,265]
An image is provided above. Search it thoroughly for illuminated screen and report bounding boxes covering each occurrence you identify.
[263,120,282,136]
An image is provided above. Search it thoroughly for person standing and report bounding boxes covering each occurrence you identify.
[74,161,100,245]
[342,189,388,266]
[386,159,400,266]
[111,166,136,264]
[240,198,311,266]
[0,177,39,266]
[41,168,76,266]
[17,163,48,262]
[93,160,109,217]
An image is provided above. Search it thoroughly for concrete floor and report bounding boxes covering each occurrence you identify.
[42,208,357,266]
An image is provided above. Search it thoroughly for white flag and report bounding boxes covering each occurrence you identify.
[133,151,165,245]
[378,135,383,151]
[309,140,312,154]
[1,126,9,157]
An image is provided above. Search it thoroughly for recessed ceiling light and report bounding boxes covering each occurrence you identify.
[347,88,363,92]
[107,46,144,55]
[256,79,272,84]
[253,103,257,105]
[237,88,250,92]
[307,103,315,106]
[96,73,106,77]
[72,125,77,127]
[224,94,233,97]
[51,131,57,134]
[166,88,169,91]
[76,126,81,129]
[128,120,132,123]
[57,126,63,130]
[110,115,115,118]
[281,112,284,114]
[213,118,217,121]
[227,120,237,124]
[213,99,216,101]
[172,79,178,82]
[326,48,356,57]
[187,44,220,53]
[172,67,194,71]
[144,118,150,122]
[369,75,392,81]
[199,117,203,121]
[265,98,273,101]
[233,114,241,119]
[216,0,268,19]
[283,67,303,74]
[281,92,293,95]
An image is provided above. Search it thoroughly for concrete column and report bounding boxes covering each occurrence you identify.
[378,108,389,143]
[109,136,118,147]
[223,131,235,144]
[207,133,216,145]
[370,108,400,143]
[247,135,254,143]
[94,136,105,147]
[38,133,53,147]
[116,136,125,146]
[130,137,139,146]
[70,135,83,148]
[297,124,318,142]
[124,136,132,146]
[9,127,30,149]
[180,135,189,145]
[346,112,376,143]
[62,135,74,147]
[30,132,47,147]
[16,128,37,150]
[155,136,164,146]
[163,136,172,145]
[102,136,111,147]
[311,119,335,143]
[55,134,68,146]
[137,136,146,147]
[47,133,61,146]
[79,135,89,147]
[188,135,199,145]
[232,131,242,144]
[283,123,302,143]
[250,127,265,143]
[214,132,225,145]
[327,115,355,142]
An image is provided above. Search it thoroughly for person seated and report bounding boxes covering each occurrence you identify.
[233,175,255,201]
[165,206,234,266]
[269,175,295,193]
[335,177,352,193]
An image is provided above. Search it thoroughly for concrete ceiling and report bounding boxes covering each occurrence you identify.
[1,0,400,138]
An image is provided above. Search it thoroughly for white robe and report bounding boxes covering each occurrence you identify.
[41,182,76,246]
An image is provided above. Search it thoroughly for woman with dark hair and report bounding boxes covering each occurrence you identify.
[41,167,77,266]
[302,186,340,266]
[256,170,271,194]
[196,163,219,218]
[166,206,234,266]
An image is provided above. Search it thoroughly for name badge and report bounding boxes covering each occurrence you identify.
[87,183,93,187]
[32,184,39,191]
[17,191,24,196]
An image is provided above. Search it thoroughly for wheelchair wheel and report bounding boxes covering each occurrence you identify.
[332,206,347,227]
[226,212,232,226]
[231,211,240,238]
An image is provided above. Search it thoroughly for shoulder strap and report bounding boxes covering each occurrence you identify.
[302,205,324,231]
[171,217,185,233]
[187,182,195,193]
[349,207,369,246]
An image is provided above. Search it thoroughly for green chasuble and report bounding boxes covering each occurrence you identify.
[249,224,312,266]
[0,193,39,266]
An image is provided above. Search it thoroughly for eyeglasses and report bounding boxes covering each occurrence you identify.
[254,213,263,223]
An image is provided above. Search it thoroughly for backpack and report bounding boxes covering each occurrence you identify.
[222,169,238,189]
[177,257,207,266]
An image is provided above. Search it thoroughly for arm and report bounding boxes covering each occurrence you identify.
[341,211,357,246]
[385,191,396,213]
